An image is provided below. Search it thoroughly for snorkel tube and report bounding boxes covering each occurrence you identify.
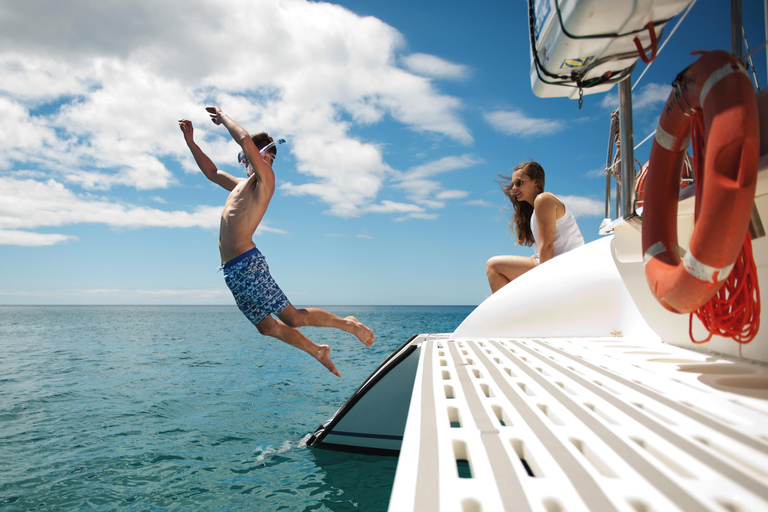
[259,138,286,155]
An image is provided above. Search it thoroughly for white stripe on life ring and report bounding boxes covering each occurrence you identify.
[683,250,735,283]
[643,241,667,265]
[700,62,748,106]
[654,125,690,152]
[644,242,686,266]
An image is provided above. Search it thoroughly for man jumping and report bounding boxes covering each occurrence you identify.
[179,107,374,377]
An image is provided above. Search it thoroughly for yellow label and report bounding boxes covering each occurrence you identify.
[560,56,593,69]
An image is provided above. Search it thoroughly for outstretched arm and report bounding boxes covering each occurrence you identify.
[205,107,275,195]
[178,119,240,191]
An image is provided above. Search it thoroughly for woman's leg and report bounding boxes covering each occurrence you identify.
[486,255,538,293]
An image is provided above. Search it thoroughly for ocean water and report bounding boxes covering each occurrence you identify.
[0,305,475,511]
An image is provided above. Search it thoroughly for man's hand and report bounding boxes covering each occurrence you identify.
[178,119,194,143]
[206,106,224,125]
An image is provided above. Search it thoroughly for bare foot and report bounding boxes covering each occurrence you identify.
[345,316,375,347]
[317,345,341,377]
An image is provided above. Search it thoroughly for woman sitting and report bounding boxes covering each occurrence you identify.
[486,161,585,293]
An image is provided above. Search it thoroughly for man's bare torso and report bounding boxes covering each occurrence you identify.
[218,176,269,263]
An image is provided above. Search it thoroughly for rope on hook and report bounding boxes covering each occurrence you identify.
[687,108,761,344]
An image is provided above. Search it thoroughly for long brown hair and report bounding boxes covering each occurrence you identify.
[499,161,545,246]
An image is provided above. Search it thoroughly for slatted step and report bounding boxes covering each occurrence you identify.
[388,334,768,512]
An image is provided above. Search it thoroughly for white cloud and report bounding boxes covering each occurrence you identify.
[0,98,60,169]
[634,83,672,109]
[0,0,473,226]
[325,233,374,239]
[136,288,231,299]
[0,53,97,102]
[280,133,391,217]
[437,190,469,200]
[394,154,481,210]
[0,286,233,305]
[0,230,78,246]
[405,154,481,179]
[395,212,440,222]
[401,53,469,80]
[484,109,564,137]
[600,82,671,110]
[557,194,604,217]
[465,199,495,207]
[0,177,285,245]
[363,200,425,215]
[584,167,609,179]
[0,177,220,230]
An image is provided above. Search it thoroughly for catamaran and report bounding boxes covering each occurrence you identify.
[310,1,768,510]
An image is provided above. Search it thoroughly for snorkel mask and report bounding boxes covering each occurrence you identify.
[238,138,287,177]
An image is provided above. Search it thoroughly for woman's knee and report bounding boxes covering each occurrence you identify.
[486,256,502,276]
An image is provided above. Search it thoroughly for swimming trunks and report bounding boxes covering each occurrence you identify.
[222,247,291,325]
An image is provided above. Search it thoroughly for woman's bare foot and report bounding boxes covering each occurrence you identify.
[345,316,375,347]
[317,345,341,377]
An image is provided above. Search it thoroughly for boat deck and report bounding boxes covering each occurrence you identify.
[388,334,768,512]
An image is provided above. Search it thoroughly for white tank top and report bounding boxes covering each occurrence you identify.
[530,194,585,262]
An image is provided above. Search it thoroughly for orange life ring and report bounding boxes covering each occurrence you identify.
[635,161,649,208]
[636,157,692,209]
[642,50,759,314]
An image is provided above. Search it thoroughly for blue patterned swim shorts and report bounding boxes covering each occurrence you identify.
[222,247,291,325]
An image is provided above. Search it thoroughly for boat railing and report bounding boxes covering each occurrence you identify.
[598,77,642,235]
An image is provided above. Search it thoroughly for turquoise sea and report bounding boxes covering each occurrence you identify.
[0,305,475,511]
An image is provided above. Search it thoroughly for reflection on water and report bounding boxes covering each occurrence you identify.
[309,448,398,512]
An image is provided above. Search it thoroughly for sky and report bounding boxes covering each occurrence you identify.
[0,0,765,306]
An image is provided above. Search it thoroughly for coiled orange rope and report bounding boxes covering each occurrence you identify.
[690,233,761,343]
[688,109,761,344]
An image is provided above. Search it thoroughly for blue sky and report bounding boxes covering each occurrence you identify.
[0,0,765,306]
